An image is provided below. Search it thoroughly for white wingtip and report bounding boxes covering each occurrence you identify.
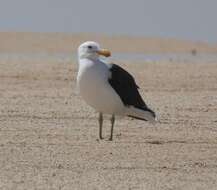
[125,106,156,123]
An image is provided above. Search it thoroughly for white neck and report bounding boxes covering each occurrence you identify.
[78,52,99,60]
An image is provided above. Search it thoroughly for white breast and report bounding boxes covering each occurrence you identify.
[77,59,125,115]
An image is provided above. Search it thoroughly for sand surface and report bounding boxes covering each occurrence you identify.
[1,32,217,54]
[0,33,217,189]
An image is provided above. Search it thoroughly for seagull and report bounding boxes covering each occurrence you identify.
[77,41,156,140]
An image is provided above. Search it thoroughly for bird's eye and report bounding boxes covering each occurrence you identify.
[87,45,92,49]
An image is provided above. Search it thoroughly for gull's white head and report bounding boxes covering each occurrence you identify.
[78,41,111,60]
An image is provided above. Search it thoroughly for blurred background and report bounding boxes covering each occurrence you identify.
[0,0,217,43]
[0,0,217,64]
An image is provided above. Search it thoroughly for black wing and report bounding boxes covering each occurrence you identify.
[108,64,153,114]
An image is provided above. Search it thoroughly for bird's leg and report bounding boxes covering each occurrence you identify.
[98,112,103,139]
[109,114,115,141]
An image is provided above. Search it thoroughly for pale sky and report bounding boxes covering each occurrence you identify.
[0,0,217,43]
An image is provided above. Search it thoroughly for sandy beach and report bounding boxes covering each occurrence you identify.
[0,32,217,190]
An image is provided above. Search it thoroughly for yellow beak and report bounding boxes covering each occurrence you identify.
[97,49,111,57]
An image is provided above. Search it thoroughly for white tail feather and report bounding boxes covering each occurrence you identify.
[125,106,156,123]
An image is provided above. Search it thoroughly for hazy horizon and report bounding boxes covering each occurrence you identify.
[0,0,217,43]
